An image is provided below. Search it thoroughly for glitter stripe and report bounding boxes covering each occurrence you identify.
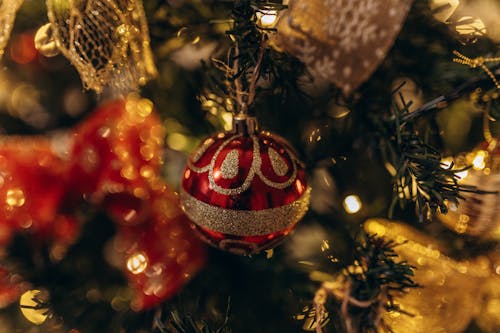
[180,187,311,236]
[189,133,299,195]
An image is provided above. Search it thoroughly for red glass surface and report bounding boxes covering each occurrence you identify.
[182,131,307,211]
[192,223,296,256]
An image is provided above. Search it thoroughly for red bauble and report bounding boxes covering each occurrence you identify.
[181,118,310,255]
[0,138,71,246]
[113,188,206,310]
[69,94,164,225]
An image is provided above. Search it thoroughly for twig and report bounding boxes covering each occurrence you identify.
[402,65,500,123]
[245,35,269,111]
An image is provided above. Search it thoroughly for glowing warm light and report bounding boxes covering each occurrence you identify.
[19,290,47,325]
[472,150,487,170]
[167,133,188,151]
[221,112,233,131]
[126,252,148,275]
[320,240,330,252]
[257,10,279,28]
[6,188,26,207]
[364,220,386,236]
[455,169,469,180]
[343,194,362,214]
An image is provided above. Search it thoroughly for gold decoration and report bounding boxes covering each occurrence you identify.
[454,16,487,41]
[476,274,500,333]
[0,0,24,59]
[19,290,48,325]
[438,141,500,239]
[34,23,60,57]
[268,147,289,176]
[453,51,500,89]
[276,0,412,95]
[364,219,491,333]
[180,187,311,236]
[46,0,157,93]
[220,149,239,179]
[430,0,459,23]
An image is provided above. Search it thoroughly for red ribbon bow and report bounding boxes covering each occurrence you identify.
[0,94,205,310]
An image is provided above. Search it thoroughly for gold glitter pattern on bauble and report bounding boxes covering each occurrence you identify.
[220,149,239,179]
[268,147,289,176]
[180,187,311,236]
[187,133,299,196]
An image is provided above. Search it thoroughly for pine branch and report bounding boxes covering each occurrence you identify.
[306,233,417,333]
[402,65,500,123]
[153,303,232,333]
[377,85,493,222]
[202,0,307,115]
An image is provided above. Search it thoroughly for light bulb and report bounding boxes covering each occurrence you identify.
[257,10,278,28]
[126,252,148,274]
[343,195,362,214]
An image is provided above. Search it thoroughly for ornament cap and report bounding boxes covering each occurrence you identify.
[232,114,258,135]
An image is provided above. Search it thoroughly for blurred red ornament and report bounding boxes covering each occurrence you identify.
[9,32,38,65]
[0,137,71,246]
[114,188,206,310]
[69,94,164,225]
[181,116,310,255]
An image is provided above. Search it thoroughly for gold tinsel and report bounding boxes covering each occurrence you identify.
[0,0,24,59]
[364,218,491,333]
[46,0,157,93]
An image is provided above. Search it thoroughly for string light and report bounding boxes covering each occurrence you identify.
[256,10,279,28]
[126,252,148,275]
[472,150,487,170]
[455,169,469,180]
[166,133,189,151]
[343,195,362,214]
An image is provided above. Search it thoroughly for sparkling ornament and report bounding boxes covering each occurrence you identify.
[69,94,164,225]
[438,140,500,239]
[276,0,412,95]
[113,188,206,311]
[181,116,310,255]
[364,218,491,333]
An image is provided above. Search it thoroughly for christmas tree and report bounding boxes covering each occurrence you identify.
[0,1,499,332]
